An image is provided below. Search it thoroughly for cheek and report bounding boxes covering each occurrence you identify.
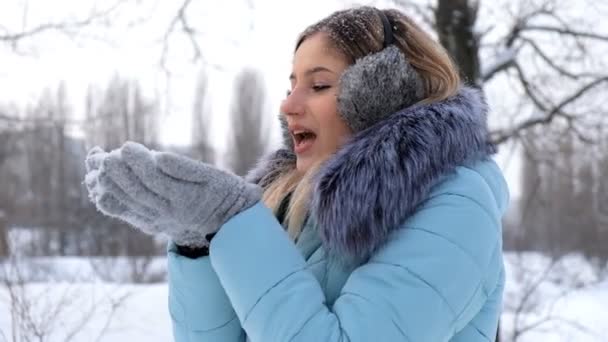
[318,111,351,152]
[317,95,339,126]
[313,97,339,137]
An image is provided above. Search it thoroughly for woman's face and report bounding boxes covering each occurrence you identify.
[280,33,352,173]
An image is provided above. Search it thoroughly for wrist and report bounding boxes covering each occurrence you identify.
[174,232,217,258]
[175,244,209,258]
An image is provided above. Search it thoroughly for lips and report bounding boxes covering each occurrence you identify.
[289,125,317,154]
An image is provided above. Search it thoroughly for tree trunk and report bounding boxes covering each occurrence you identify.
[0,213,8,256]
[435,0,481,86]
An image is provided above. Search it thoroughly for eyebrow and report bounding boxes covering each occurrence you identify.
[289,66,335,81]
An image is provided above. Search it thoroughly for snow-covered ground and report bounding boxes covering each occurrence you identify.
[0,253,606,342]
[500,253,608,342]
[0,283,171,342]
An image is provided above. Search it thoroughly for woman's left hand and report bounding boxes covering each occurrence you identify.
[85,141,262,247]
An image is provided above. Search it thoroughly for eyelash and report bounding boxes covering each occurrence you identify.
[286,85,330,97]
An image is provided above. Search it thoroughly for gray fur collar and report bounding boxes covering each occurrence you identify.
[246,86,495,265]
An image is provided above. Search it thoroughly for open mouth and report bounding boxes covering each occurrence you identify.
[292,130,317,154]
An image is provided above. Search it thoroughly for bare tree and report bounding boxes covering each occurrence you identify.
[503,253,604,341]
[158,0,255,74]
[85,75,160,150]
[511,127,608,257]
[0,76,162,258]
[499,109,608,342]
[84,76,162,257]
[435,0,481,85]
[190,70,215,164]
[0,107,22,255]
[0,1,127,53]
[0,84,88,255]
[390,0,608,146]
[0,108,20,168]
[228,68,269,176]
[0,251,133,342]
[0,211,7,257]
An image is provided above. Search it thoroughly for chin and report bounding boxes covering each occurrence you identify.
[296,157,313,173]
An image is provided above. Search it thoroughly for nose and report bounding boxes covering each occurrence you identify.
[280,88,305,117]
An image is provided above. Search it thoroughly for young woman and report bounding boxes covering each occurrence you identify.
[85,6,509,342]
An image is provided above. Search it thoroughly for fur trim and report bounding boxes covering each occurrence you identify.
[250,86,495,265]
[278,114,295,152]
[244,148,295,189]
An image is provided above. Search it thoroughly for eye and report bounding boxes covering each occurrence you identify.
[312,85,330,92]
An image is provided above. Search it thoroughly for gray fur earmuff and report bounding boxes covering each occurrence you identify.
[337,45,425,133]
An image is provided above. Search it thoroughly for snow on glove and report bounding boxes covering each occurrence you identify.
[86,146,169,237]
[85,141,262,247]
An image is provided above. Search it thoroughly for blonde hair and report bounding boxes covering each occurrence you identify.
[264,6,461,239]
[262,161,321,240]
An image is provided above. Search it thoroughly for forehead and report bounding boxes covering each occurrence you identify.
[292,33,347,72]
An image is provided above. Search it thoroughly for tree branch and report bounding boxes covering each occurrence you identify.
[521,37,596,80]
[491,64,608,145]
[522,25,608,41]
[481,46,520,82]
[0,1,126,44]
[390,0,436,30]
[504,3,557,48]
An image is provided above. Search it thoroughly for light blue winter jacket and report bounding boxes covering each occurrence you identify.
[167,87,509,341]
[168,159,508,341]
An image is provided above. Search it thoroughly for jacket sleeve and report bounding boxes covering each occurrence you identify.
[167,243,246,342]
[208,167,505,342]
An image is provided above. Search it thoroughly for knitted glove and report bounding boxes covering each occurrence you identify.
[85,141,262,247]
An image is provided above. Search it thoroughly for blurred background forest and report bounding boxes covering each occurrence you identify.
[0,0,607,341]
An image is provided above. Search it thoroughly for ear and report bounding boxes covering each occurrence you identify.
[337,45,425,133]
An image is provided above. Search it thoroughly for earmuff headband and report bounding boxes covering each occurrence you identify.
[378,10,394,48]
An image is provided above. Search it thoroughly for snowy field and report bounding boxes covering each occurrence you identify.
[0,253,606,342]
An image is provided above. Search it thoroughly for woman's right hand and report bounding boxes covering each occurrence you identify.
[84,142,262,248]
